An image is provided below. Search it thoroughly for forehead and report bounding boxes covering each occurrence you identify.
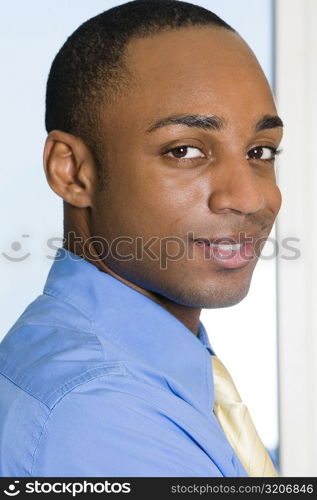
[117,27,276,125]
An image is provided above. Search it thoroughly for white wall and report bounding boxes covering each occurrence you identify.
[0,0,279,467]
[276,0,317,477]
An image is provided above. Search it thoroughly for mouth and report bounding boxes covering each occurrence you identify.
[192,233,258,269]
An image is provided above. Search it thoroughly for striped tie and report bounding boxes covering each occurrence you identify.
[211,355,278,477]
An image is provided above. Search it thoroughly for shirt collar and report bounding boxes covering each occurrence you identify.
[44,248,214,414]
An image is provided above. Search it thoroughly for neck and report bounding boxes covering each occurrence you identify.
[63,205,201,335]
[152,296,201,335]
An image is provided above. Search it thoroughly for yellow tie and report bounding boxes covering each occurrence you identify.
[211,355,278,477]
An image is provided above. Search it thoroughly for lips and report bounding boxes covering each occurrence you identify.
[193,234,257,269]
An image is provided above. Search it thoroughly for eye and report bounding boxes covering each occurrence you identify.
[246,146,278,162]
[165,145,205,160]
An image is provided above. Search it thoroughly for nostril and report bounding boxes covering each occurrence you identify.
[208,184,266,215]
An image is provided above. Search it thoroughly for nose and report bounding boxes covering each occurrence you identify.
[208,157,266,215]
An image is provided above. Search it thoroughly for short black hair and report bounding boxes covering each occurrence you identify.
[45,0,234,180]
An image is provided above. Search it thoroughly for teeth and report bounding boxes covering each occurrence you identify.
[195,240,244,251]
[210,243,243,251]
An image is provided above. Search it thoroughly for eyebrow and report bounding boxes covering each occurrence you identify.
[146,114,223,133]
[146,113,283,133]
[255,114,284,131]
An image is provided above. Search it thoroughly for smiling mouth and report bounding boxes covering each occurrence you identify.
[192,235,257,269]
[195,240,244,252]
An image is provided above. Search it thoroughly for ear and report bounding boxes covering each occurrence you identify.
[43,130,97,208]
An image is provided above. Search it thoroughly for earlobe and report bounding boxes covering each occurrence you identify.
[43,130,95,208]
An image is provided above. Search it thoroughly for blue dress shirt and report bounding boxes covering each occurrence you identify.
[0,248,247,477]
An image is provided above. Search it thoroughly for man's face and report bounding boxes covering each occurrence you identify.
[91,27,282,308]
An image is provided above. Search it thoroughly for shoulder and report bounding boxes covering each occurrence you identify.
[0,365,134,476]
[0,292,127,409]
[3,372,209,477]
[0,291,134,476]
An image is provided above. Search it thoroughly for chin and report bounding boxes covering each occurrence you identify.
[159,274,253,309]
[200,291,249,309]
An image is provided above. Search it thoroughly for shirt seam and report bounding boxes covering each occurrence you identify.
[0,371,51,409]
[0,361,126,410]
[47,363,127,406]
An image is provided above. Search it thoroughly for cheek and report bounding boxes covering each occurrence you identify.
[107,158,201,220]
[95,175,191,239]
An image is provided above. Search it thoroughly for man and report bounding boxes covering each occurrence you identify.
[0,0,283,477]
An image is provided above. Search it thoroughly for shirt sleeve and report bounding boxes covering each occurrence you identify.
[31,373,222,477]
